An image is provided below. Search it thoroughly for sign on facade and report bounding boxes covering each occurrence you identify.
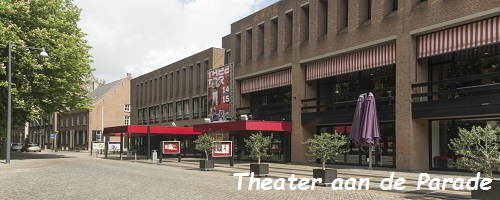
[207,63,234,122]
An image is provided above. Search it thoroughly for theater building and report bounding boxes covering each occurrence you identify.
[220,0,500,171]
[130,0,500,171]
[130,48,225,154]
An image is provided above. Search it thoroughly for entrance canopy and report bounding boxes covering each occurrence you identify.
[193,120,292,133]
[103,125,201,137]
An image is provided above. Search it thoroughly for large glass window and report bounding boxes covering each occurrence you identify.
[138,109,143,124]
[430,117,500,171]
[201,96,208,118]
[149,107,154,123]
[154,106,160,122]
[162,104,167,122]
[168,103,173,121]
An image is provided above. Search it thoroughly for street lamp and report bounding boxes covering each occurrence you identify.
[5,41,48,164]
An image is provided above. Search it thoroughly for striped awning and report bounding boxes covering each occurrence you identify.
[417,16,500,58]
[241,69,291,94]
[306,43,396,81]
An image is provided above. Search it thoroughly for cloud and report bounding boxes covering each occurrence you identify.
[74,0,278,82]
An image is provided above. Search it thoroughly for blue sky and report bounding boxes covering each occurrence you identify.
[74,0,279,83]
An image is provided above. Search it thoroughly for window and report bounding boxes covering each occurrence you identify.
[139,109,143,124]
[143,108,147,124]
[300,4,309,44]
[168,103,174,121]
[258,23,264,57]
[162,104,167,122]
[83,116,86,125]
[201,96,208,118]
[235,33,241,63]
[124,116,130,125]
[225,51,231,65]
[155,106,160,122]
[246,28,253,60]
[271,17,278,53]
[367,0,372,20]
[318,0,328,37]
[149,107,154,123]
[392,0,398,11]
[193,97,200,118]
[77,116,80,126]
[285,11,293,48]
[183,99,190,119]
[124,104,131,112]
[340,0,348,28]
[71,117,74,126]
[66,118,69,127]
[176,101,183,120]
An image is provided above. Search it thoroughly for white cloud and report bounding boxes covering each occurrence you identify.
[74,0,278,82]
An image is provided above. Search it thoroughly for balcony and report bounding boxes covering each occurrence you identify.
[301,87,395,125]
[236,101,291,121]
[412,72,500,119]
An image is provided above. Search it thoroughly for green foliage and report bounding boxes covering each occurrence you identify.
[449,125,500,178]
[194,134,219,160]
[302,132,348,170]
[244,132,272,164]
[0,0,93,136]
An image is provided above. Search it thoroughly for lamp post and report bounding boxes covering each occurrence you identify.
[5,41,48,164]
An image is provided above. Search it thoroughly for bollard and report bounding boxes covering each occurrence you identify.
[134,153,137,162]
[178,154,181,162]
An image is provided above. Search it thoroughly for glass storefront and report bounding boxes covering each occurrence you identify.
[231,131,290,163]
[317,122,396,168]
[430,117,500,171]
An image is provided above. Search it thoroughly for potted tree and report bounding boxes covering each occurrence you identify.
[194,134,219,171]
[449,124,500,199]
[244,132,273,177]
[302,132,348,186]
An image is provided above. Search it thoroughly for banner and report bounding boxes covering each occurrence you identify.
[212,141,232,157]
[162,141,181,154]
[208,63,233,122]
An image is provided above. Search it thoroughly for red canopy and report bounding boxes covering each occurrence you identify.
[193,120,292,133]
[103,125,201,137]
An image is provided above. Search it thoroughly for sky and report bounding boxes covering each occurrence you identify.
[73,0,279,83]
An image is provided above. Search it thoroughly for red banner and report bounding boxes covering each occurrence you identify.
[270,142,281,153]
[208,64,233,122]
[162,141,180,154]
[212,141,232,157]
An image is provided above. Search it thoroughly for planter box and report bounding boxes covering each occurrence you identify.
[250,163,269,177]
[313,169,337,186]
[471,179,500,200]
[200,160,214,171]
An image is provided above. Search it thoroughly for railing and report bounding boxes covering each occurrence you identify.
[236,101,292,121]
[411,72,500,102]
[301,87,395,113]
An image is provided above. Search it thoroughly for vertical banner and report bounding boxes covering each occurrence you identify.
[162,141,181,154]
[207,63,234,123]
[212,141,232,157]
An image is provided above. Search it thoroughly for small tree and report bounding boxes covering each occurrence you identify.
[449,125,500,178]
[302,132,349,170]
[244,132,273,164]
[194,134,219,161]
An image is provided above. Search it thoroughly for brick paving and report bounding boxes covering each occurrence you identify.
[0,151,487,199]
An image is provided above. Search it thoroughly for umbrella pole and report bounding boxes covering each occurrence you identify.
[369,145,373,170]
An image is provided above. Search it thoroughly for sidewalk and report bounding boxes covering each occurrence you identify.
[91,152,492,199]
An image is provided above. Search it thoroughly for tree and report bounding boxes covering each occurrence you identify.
[244,132,272,164]
[0,0,93,139]
[449,125,500,178]
[194,134,219,160]
[302,132,349,170]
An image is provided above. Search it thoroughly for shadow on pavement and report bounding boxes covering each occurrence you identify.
[5,151,75,161]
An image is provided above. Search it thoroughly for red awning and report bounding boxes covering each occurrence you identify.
[103,125,201,136]
[193,120,292,133]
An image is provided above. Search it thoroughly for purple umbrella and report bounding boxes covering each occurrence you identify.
[349,94,366,145]
[360,92,380,147]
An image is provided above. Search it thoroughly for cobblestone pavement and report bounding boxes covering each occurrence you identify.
[0,151,483,199]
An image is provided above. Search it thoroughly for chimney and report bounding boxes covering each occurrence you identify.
[126,73,132,78]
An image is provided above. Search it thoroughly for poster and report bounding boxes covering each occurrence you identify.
[108,142,121,151]
[162,141,181,154]
[208,63,233,122]
[212,141,232,157]
[92,141,105,150]
[270,142,281,153]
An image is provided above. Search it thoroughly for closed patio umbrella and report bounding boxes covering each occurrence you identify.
[360,92,380,169]
[349,94,366,146]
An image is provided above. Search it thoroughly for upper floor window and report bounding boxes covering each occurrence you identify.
[183,99,190,119]
[83,116,87,125]
[168,103,174,121]
[124,104,131,112]
[138,109,143,124]
[66,118,69,127]
[155,106,160,122]
[124,116,130,125]
[77,116,80,126]
[162,104,167,122]
[201,96,208,118]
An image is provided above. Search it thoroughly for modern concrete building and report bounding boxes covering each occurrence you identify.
[27,73,132,150]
